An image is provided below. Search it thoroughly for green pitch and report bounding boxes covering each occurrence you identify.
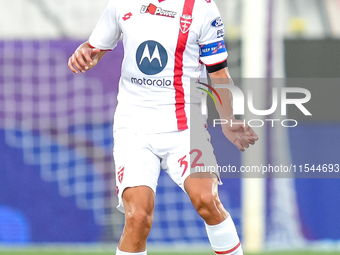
[1,251,340,255]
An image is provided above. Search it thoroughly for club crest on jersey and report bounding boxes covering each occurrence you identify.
[180,14,193,34]
[117,166,125,183]
[140,4,176,18]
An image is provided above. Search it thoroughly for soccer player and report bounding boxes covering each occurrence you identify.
[68,0,258,254]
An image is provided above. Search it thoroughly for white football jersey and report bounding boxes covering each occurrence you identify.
[89,0,228,134]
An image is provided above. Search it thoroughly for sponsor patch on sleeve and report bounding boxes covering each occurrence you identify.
[200,40,227,58]
[211,17,224,27]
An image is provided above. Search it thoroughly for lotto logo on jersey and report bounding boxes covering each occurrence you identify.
[140,4,177,18]
[122,12,132,21]
[136,40,168,75]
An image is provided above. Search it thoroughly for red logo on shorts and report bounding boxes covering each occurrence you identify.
[123,12,132,21]
[117,166,125,183]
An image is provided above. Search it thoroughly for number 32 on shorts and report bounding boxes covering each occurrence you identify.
[178,149,204,177]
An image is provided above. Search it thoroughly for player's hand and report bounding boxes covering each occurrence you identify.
[222,119,259,152]
[68,47,101,74]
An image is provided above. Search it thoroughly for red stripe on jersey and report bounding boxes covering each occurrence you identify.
[214,242,241,254]
[173,0,195,130]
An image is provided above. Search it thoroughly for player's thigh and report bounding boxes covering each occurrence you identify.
[114,130,161,213]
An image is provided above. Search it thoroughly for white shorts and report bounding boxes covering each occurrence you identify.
[113,127,219,213]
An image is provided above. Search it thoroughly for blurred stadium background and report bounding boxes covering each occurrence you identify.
[0,0,340,254]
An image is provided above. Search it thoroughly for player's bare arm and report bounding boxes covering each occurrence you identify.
[209,67,259,152]
[68,41,107,74]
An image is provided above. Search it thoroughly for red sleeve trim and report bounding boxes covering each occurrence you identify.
[88,43,112,51]
[205,58,228,67]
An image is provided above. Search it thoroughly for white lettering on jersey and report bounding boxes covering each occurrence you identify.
[139,44,162,67]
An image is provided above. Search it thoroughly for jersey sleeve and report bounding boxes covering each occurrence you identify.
[198,1,228,66]
[88,0,122,51]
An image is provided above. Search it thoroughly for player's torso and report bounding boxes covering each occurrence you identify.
[113,0,211,133]
[116,0,205,102]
